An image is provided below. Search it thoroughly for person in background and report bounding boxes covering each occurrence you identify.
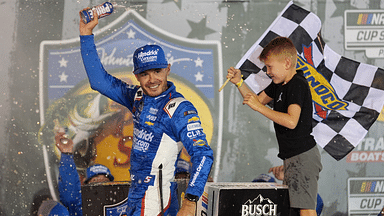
[37,200,69,216]
[79,8,214,216]
[252,173,276,183]
[83,163,114,184]
[378,206,384,216]
[55,131,114,216]
[227,37,322,216]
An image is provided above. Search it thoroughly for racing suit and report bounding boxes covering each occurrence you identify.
[58,153,83,216]
[80,34,214,216]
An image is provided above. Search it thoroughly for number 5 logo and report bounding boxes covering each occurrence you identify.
[144,176,152,183]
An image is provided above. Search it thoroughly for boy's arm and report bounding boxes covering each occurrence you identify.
[244,94,301,129]
[226,67,300,129]
[226,67,272,105]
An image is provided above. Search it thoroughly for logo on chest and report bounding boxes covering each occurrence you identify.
[277,92,283,103]
[133,128,154,152]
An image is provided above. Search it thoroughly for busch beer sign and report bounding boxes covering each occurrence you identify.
[242,195,278,216]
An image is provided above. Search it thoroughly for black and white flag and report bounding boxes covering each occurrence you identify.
[236,1,384,161]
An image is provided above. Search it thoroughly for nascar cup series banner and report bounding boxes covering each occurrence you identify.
[236,1,384,161]
[348,177,384,215]
[38,9,222,200]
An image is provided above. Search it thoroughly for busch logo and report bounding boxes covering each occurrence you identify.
[241,195,278,216]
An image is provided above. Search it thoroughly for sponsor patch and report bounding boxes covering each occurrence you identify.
[187,129,203,138]
[146,114,157,121]
[149,107,158,115]
[184,110,197,116]
[145,121,154,126]
[190,156,206,186]
[187,122,202,131]
[135,89,143,100]
[193,139,207,147]
[188,116,200,123]
[163,97,187,118]
[132,128,153,152]
[168,102,176,109]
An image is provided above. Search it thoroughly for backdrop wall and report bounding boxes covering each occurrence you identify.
[1,0,384,215]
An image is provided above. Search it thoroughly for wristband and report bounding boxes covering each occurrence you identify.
[236,78,243,88]
[185,193,199,202]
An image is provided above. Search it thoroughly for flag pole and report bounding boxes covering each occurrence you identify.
[218,78,230,92]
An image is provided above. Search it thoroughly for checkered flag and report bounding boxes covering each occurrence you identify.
[237,1,384,161]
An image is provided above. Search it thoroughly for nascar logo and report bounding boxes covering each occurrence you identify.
[360,181,384,193]
[356,13,384,25]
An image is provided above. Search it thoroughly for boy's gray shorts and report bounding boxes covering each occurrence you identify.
[283,146,322,209]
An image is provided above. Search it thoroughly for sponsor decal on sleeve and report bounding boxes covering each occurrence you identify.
[190,156,206,187]
[188,116,200,123]
[187,129,203,138]
[187,122,203,131]
[192,139,207,147]
[184,110,197,116]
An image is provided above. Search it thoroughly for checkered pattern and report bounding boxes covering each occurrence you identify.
[236,1,384,161]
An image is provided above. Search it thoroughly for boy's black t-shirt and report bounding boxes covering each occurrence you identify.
[264,70,316,159]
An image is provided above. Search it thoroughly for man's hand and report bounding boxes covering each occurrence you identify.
[268,165,284,181]
[79,8,99,35]
[55,132,74,154]
[226,67,242,85]
[177,199,196,216]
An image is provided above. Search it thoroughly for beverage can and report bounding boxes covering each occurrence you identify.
[53,119,69,145]
[81,2,114,24]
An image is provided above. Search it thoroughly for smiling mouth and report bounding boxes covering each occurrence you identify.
[149,84,159,89]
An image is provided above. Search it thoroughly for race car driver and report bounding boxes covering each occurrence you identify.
[78,9,214,216]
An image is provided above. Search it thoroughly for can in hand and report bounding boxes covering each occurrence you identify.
[81,2,114,24]
[53,119,69,145]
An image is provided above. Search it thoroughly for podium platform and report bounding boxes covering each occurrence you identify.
[81,181,289,216]
[81,181,131,216]
[207,182,290,216]
[81,179,189,216]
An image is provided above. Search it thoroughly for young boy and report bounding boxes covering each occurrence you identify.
[227,37,322,216]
